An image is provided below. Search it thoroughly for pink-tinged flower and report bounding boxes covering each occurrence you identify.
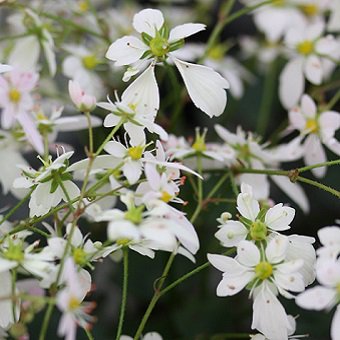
[0,70,43,153]
[56,258,94,340]
[68,80,96,112]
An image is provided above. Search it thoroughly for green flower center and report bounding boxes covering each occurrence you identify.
[73,247,87,266]
[116,238,130,246]
[250,220,268,241]
[255,261,273,280]
[124,205,144,224]
[207,44,226,61]
[4,243,24,262]
[149,36,169,57]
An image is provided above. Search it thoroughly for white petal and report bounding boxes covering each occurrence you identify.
[122,64,159,116]
[105,36,147,66]
[252,283,290,340]
[104,141,127,158]
[301,94,317,118]
[319,111,340,142]
[271,175,309,213]
[132,9,164,36]
[169,23,206,42]
[215,221,248,247]
[331,306,340,340]
[296,286,336,310]
[304,55,322,85]
[216,271,255,296]
[173,57,229,117]
[123,160,142,184]
[265,203,295,231]
[207,253,246,275]
[279,58,304,109]
[237,185,260,221]
[265,235,288,264]
[318,226,340,247]
[237,240,260,267]
[304,134,327,178]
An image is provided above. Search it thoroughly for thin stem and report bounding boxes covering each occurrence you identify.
[115,247,129,340]
[190,155,204,223]
[133,251,176,339]
[324,88,340,110]
[0,188,34,226]
[56,176,75,213]
[85,111,94,154]
[202,0,274,61]
[84,328,95,340]
[39,301,54,340]
[94,120,124,157]
[297,159,340,173]
[296,176,340,198]
[160,248,235,297]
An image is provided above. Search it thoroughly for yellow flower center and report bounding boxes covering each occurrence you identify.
[82,55,98,70]
[161,191,172,203]
[36,111,48,121]
[116,238,130,246]
[68,296,81,310]
[297,40,314,55]
[300,4,318,17]
[207,44,225,61]
[305,118,318,133]
[255,261,273,280]
[127,146,144,160]
[78,0,89,12]
[9,89,21,103]
[336,283,340,294]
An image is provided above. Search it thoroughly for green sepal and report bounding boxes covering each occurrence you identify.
[159,24,169,39]
[169,39,184,52]
[141,32,153,45]
[50,179,59,194]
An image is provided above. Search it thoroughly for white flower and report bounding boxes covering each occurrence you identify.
[215,183,295,247]
[13,151,80,217]
[214,124,309,213]
[208,235,306,339]
[98,64,167,145]
[62,44,105,98]
[56,258,94,340]
[279,20,339,109]
[296,257,340,340]
[105,8,229,117]
[317,225,340,259]
[8,9,56,76]
[288,94,340,177]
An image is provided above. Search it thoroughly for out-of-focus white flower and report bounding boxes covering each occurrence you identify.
[317,225,340,259]
[214,124,309,212]
[56,258,94,340]
[106,8,229,117]
[0,70,43,153]
[279,20,339,109]
[296,257,340,340]
[8,9,56,76]
[288,94,340,177]
[62,44,105,98]
[68,80,96,112]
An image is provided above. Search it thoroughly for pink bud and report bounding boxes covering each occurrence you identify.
[68,80,96,112]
